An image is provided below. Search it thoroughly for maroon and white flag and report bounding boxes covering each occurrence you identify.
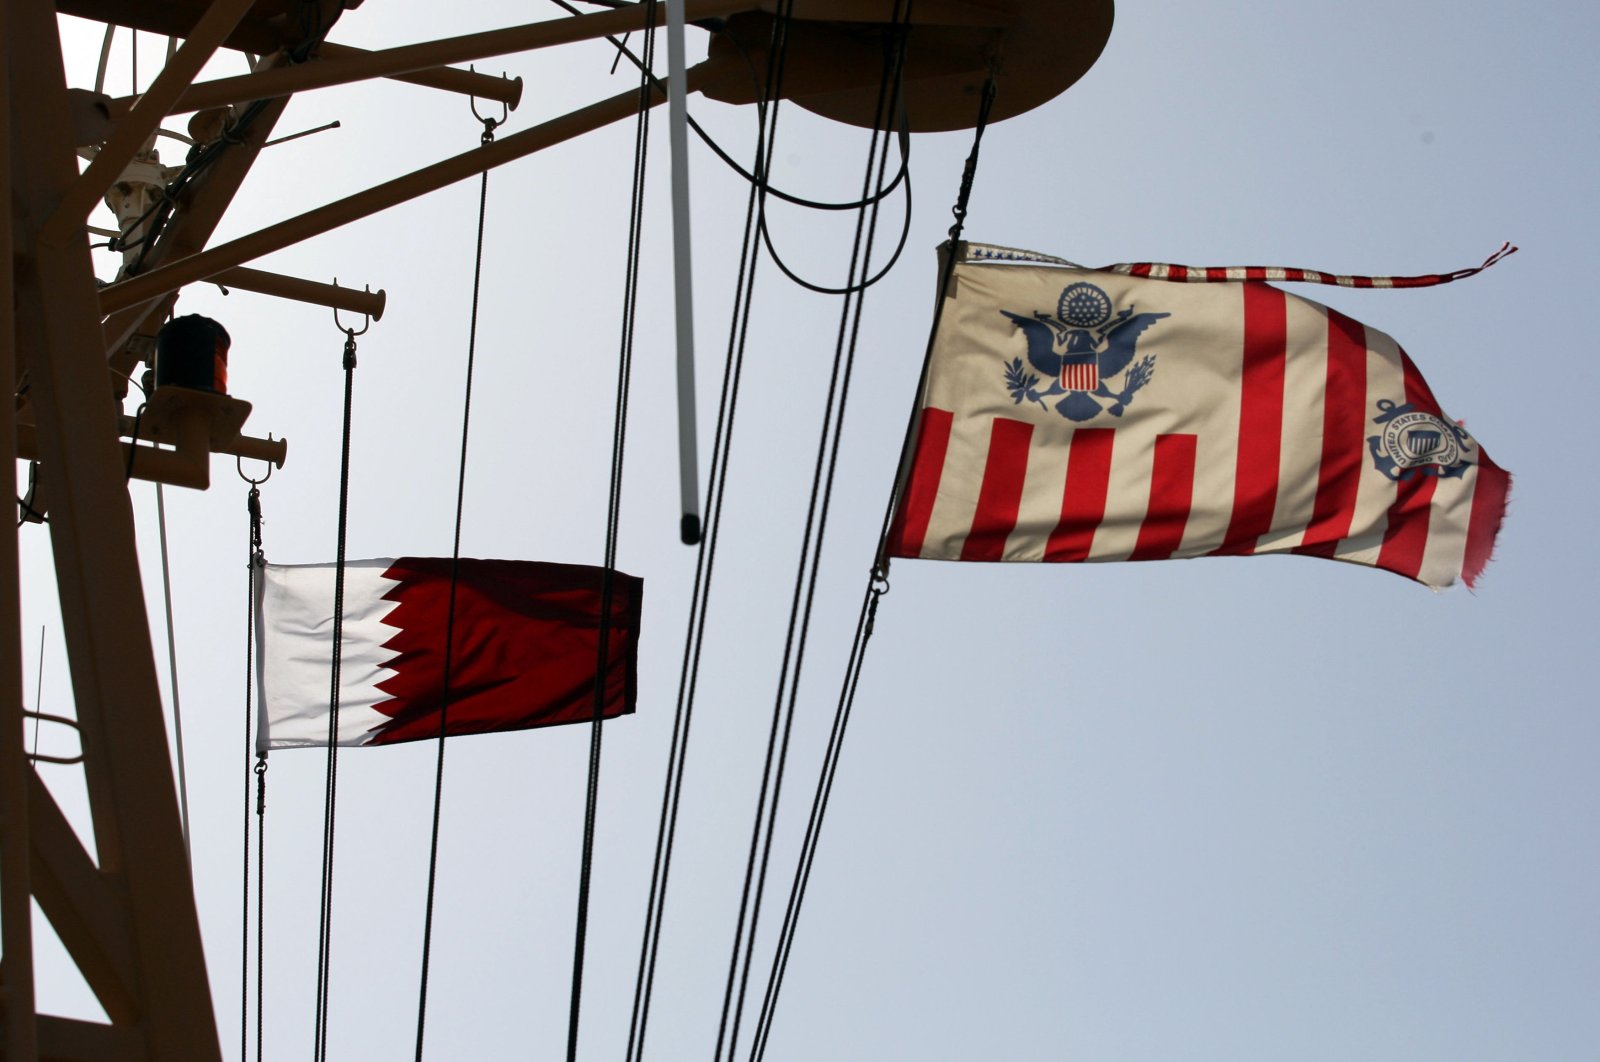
[256,557,642,751]
[886,242,1510,589]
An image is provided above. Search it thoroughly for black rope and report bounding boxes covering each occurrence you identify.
[312,328,359,1062]
[254,753,268,1062]
[412,112,499,1062]
[241,481,263,1062]
[714,7,909,1060]
[623,20,776,1060]
[748,69,1002,1061]
[565,5,656,1058]
[874,71,998,576]
[748,579,884,1062]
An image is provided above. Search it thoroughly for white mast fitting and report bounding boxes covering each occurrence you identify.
[667,0,702,544]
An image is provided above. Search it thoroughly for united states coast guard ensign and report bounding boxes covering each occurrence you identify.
[884,241,1512,589]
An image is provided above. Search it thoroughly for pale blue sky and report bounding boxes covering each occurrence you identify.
[24,2,1598,1058]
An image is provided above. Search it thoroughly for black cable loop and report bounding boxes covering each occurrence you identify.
[546,0,913,213]
[744,8,916,297]
[412,107,497,1062]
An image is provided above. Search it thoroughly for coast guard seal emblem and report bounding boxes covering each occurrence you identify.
[999,281,1170,422]
[1367,398,1472,480]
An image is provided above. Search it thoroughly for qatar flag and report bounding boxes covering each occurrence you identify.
[256,557,642,751]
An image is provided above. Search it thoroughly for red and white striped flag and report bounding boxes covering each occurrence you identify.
[886,243,1510,589]
[256,557,642,751]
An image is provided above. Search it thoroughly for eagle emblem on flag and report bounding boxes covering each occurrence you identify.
[1001,281,1170,422]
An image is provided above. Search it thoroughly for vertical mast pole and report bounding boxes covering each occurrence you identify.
[0,0,40,1048]
[666,0,702,543]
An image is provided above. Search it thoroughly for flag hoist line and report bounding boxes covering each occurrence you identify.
[315,305,366,1062]
[238,458,269,1062]
[412,94,505,1061]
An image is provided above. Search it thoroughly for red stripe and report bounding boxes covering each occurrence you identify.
[1214,283,1287,555]
[1244,267,1268,281]
[1374,352,1438,581]
[1045,429,1114,562]
[1128,434,1198,561]
[885,407,953,558]
[1206,267,1228,282]
[959,417,1034,561]
[1295,308,1368,558]
[1168,264,1188,282]
[1462,453,1509,589]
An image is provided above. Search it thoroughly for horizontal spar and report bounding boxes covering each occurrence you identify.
[99,60,724,317]
[107,0,753,117]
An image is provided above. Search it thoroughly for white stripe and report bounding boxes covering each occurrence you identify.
[1331,329,1406,571]
[1255,296,1333,554]
[256,560,402,750]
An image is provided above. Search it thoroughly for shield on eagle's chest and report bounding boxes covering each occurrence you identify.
[1061,329,1100,392]
[1061,352,1099,392]
[1404,427,1444,459]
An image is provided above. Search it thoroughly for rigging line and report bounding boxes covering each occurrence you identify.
[732,45,906,1062]
[241,481,262,1062]
[755,79,1002,1062]
[747,57,913,1054]
[756,71,1002,1062]
[412,111,499,1062]
[715,8,907,1059]
[566,5,658,1058]
[313,329,359,1062]
[155,483,192,862]
[709,1,804,1055]
[749,581,879,1062]
[625,50,773,1062]
[255,753,268,1062]
[874,71,998,574]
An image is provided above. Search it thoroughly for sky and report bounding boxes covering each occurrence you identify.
[20,2,1599,1059]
